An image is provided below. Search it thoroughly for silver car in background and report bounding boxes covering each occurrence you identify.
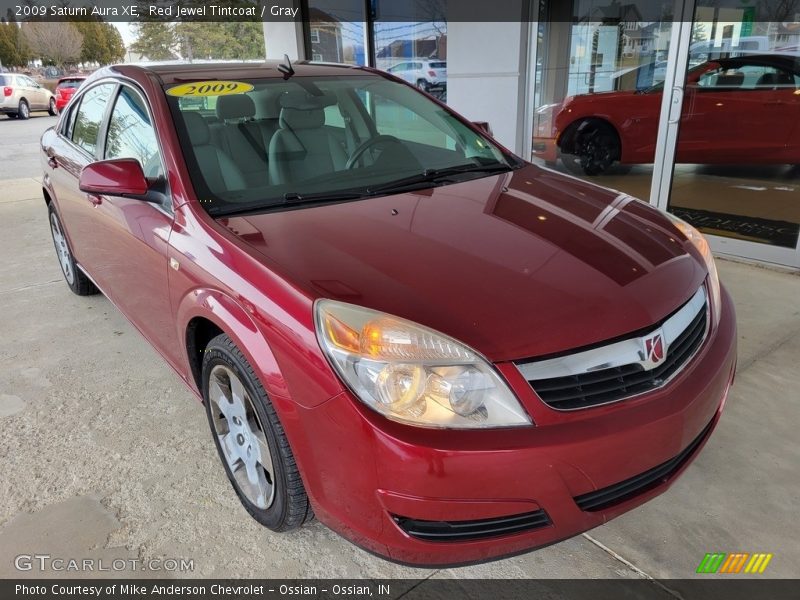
[386,59,447,92]
[1,73,57,120]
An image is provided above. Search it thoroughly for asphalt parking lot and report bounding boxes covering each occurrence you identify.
[1,116,799,586]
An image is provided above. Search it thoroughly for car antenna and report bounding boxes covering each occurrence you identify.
[278,54,295,80]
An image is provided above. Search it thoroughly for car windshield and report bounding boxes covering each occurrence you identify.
[165,74,517,217]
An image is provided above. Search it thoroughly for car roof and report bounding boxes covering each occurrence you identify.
[98,60,374,86]
[715,54,799,72]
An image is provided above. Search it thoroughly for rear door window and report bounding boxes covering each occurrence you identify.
[71,83,116,156]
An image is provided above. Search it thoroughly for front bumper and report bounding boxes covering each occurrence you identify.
[532,136,560,163]
[293,285,737,566]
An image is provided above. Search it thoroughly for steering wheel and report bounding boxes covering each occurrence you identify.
[346,135,403,170]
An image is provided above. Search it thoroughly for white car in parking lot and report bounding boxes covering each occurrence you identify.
[386,59,447,92]
[1,73,57,119]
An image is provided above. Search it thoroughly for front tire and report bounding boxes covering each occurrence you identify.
[202,334,313,531]
[561,120,620,176]
[48,204,98,296]
[18,100,30,120]
[48,97,58,116]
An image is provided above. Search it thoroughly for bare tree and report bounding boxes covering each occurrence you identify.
[21,21,83,67]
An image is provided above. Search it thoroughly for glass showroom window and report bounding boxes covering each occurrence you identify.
[665,1,800,262]
[530,0,677,200]
[305,0,368,64]
[373,1,448,103]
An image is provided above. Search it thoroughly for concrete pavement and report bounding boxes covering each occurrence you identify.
[0,116,798,582]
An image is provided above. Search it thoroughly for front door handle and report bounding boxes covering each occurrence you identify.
[86,194,102,206]
[47,157,58,169]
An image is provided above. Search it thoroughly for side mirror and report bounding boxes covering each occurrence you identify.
[79,158,149,198]
[473,121,493,136]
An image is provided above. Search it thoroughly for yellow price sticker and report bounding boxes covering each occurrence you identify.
[166,81,254,98]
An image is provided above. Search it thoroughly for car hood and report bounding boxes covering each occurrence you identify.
[218,164,706,362]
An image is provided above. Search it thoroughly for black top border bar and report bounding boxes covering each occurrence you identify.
[0,0,751,23]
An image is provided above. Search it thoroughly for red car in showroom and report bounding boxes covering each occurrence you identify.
[54,75,87,112]
[534,54,799,175]
[41,61,736,566]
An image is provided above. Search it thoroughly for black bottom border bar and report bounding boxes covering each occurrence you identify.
[3,579,799,600]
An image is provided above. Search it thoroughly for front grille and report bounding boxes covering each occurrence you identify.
[574,419,714,512]
[516,286,709,410]
[393,509,551,542]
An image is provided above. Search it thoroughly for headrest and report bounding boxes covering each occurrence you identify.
[278,90,336,111]
[261,92,283,120]
[716,72,744,87]
[280,106,325,130]
[216,94,256,121]
[756,73,778,87]
[183,112,210,146]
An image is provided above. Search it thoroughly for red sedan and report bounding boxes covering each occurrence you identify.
[54,76,86,112]
[534,55,799,175]
[41,61,736,566]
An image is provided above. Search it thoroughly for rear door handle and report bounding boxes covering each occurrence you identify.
[86,194,102,206]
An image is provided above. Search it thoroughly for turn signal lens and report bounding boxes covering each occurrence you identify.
[666,213,721,326]
[315,300,532,429]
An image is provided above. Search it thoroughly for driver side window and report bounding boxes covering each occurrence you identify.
[104,86,164,179]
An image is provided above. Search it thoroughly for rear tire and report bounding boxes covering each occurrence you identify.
[48,204,98,296]
[416,79,430,92]
[202,333,313,531]
[18,100,30,120]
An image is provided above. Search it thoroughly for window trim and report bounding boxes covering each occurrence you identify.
[310,28,320,44]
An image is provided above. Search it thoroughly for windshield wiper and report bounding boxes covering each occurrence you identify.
[366,162,513,195]
[208,190,371,218]
[208,163,514,218]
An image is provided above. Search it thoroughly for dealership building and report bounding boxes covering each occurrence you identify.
[262,0,800,268]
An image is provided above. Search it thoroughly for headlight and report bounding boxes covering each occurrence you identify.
[536,103,560,115]
[314,300,532,429]
[666,212,721,326]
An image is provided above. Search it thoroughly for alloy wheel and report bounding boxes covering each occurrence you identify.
[19,101,29,119]
[575,126,617,175]
[50,212,74,285]
[208,365,276,509]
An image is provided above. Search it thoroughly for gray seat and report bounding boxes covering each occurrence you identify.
[183,112,246,194]
[213,95,274,187]
[268,91,347,185]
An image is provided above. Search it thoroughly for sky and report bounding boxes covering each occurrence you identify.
[113,23,136,47]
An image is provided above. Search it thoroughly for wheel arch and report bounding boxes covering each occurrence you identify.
[177,288,291,401]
